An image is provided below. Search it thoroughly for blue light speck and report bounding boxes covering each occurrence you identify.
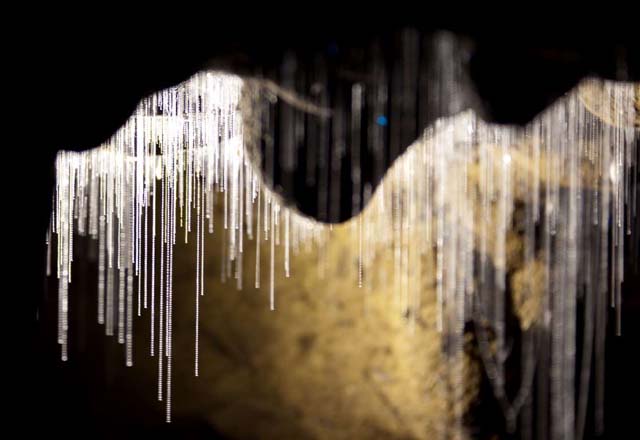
[376,115,388,126]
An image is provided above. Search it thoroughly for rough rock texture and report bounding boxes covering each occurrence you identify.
[43,82,637,439]
[161,215,476,439]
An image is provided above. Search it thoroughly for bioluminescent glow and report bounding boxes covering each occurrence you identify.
[49,68,637,439]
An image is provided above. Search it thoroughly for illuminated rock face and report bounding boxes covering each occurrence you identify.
[48,72,637,439]
[150,86,636,440]
[170,220,467,440]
